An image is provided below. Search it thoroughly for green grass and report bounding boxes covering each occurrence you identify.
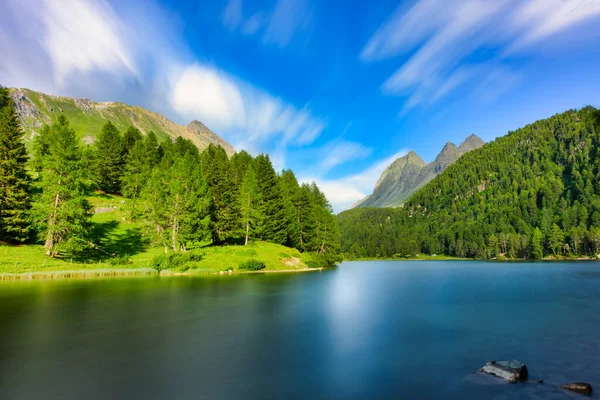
[0,193,313,279]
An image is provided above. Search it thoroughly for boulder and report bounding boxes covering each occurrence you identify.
[479,360,528,384]
[559,382,592,395]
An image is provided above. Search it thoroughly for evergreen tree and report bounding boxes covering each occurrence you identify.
[279,170,302,249]
[548,223,565,256]
[141,151,210,252]
[201,145,240,244]
[32,116,92,257]
[253,154,287,244]
[239,162,259,245]
[0,86,31,242]
[95,121,124,193]
[122,126,143,155]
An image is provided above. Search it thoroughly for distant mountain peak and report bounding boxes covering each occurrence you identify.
[354,133,485,209]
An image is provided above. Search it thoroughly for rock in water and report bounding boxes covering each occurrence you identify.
[559,382,592,395]
[479,360,528,383]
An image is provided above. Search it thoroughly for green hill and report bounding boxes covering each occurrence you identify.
[9,88,234,155]
[339,106,600,260]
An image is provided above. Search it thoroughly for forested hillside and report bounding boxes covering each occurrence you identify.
[0,86,340,272]
[339,106,600,259]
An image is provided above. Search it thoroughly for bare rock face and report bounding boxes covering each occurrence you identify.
[354,134,484,208]
[479,360,528,384]
[559,382,592,395]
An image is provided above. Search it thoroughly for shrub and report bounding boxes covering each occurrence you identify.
[304,253,341,269]
[108,254,132,266]
[238,259,266,271]
[150,252,203,272]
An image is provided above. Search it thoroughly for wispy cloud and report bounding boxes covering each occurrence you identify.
[1,0,137,88]
[362,0,600,114]
[319,140,373,173]
[221,0,311,47]
[222,0,243,31]
[170,64,326,153]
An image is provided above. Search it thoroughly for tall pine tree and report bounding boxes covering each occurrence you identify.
[201,144,240,244]
[0,86,31,242]
[253,154,287,244]
[32,116,92,257]
[239,161,260,245]
[95,121,124,194]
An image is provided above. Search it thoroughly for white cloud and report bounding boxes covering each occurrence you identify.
[170,64,326,153]
[222,0,243,31]
[301,149,408,213]
[509,0,600,51]
[363,0,600,113]
[170,65,246,130]
[42,0,137,84]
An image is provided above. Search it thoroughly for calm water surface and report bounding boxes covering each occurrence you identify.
[1,261,599,399]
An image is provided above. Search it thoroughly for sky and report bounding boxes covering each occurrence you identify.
[1,0,600,212]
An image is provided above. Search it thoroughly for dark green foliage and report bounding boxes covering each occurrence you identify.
[238,259,266,271]
[32,115,93,256]
[95,121,125,193]
[201,144,241,244]
[339,106,600,260]
[122,126,142,154]
[253,154,287,244]
[150,252,203,272]
[0,86,31,242]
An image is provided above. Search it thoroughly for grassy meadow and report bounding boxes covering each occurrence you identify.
[0,193,314,279]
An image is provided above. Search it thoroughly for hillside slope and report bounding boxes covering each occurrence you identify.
[339,107,600,259]
[9,88,235,155]
[356,134,483,208]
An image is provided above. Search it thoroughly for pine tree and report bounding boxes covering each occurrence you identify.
[95,121,124,193]
[0,87,31,242]
[32,116,92,257]
[201,145,240,244]
[253,154,287,244]
[122,126,143,155]
[141,151,210,252]
[239,163,259,245]
[279,169,302,249]
[531,228,544,259]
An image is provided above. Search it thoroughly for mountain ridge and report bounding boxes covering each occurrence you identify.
[355,134,484,208]
[8,88,235,156]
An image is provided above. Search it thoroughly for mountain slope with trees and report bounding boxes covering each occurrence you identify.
[339,107,600,260]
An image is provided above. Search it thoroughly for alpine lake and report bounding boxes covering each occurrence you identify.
[1,261,599,399]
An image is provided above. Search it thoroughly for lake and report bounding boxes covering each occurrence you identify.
[0,261,599,399]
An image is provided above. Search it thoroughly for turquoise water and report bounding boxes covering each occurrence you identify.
[0,261,599,399]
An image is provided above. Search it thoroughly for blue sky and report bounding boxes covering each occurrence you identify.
[2,0,600,211]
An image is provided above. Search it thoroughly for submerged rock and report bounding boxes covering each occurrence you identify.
[559,382,592,395]
[479,360,528,383]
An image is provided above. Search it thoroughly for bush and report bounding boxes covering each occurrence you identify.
[238,259,266,271]
[150,252,203,272]
[304,253,342,269]
[108,254,132,266]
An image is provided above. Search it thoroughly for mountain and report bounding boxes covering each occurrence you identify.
[338,107,600,260]
[355,134,484,208]
[8,88,235,156]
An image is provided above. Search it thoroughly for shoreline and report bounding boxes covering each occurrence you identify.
[0,266,326,281]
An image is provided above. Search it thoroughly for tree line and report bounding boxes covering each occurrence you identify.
[0,87,340,265]
[338,106,600,260]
